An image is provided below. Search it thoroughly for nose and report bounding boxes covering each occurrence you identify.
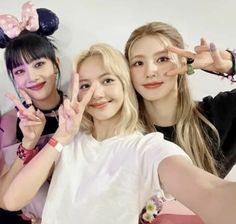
[92,82,105,98]
[146,62,158,78]
[26,66,40,82]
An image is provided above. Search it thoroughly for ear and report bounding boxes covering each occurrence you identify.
[54,57,60,73]
[56,57,60,66]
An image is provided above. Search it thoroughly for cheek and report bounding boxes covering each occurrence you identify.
[13,77,26,88]
[166,76,178,89]
[160,62,177,74]
[78,91,87,101]
[130,71,140,85]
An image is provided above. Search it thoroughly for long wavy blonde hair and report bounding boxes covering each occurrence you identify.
[125,22,221,176]
[74,43,144,136]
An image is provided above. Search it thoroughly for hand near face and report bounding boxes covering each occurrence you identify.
[5,90,46,149]
[167,38,232,76]
[54,73,96,145]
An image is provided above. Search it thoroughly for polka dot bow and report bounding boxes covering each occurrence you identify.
[0,1,39,39]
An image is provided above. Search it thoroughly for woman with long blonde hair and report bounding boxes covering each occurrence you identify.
[125,21,236,223]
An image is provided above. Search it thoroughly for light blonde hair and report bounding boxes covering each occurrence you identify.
[125,22,222,176]
[74,43,144,136]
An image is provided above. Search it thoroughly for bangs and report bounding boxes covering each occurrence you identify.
[5,31,57,74]
[7,46,49,70]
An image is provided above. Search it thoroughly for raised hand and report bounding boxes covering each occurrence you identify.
[53,73,95,145]
[5,90,46,149]
[166,38,233,76]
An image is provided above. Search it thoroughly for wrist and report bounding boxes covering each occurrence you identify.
[53,129,73,145]
[22,138,38,150]
[48,137,64,152]
[226,49,236,76]
[17,144,39,165]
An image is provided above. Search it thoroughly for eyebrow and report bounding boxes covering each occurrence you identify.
[79,72,112,82]
[130,50,168,60]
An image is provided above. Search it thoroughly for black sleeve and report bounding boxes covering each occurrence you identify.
[199,88,236,175]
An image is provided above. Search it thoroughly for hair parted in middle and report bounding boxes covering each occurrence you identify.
[125,21,222,176]
[74,43,144,136]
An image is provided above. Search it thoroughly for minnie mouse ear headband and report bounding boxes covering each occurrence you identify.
[0,1,59,48]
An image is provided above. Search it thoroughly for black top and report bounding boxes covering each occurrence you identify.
[155,89,236,177]
[16,90,64,142]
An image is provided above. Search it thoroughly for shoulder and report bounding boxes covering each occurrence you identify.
[198,88,236,120]
[201,88,236,107]
[0,109,17,148]
[135,132,186,157]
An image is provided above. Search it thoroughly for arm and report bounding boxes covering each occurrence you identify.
[0,109,18,148]
[2,140,58,211]
[0,109,26,208]
[159,155,236,224]
[0,94,46,209]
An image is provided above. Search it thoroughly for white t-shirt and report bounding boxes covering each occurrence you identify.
[42,131,189,224]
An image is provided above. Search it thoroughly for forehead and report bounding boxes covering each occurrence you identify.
[79,55,106,80]
[130,35,172,57]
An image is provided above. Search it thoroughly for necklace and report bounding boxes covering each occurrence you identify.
[20,90,65,122]
[40,90,64,122]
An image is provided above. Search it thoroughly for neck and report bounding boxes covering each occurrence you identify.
[144,90,178,127]
[92,112,122,141]
[32,89,61,111]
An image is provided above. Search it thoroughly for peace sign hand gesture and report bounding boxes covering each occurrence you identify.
[53,73,95,145]
[5,90,46,149]
[166,38,232,76]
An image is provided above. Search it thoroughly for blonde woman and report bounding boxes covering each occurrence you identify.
[125,21,236,223]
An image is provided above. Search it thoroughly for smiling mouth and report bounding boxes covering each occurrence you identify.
[27,82,46,91]
[143,82,163,88]
[90,101,111,109]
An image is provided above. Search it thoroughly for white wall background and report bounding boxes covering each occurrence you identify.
[0,0,235,179]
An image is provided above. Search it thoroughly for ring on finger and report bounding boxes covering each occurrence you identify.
[23,102,33,108]
[187,58,194,64]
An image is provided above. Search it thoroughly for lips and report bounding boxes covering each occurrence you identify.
[27,82,46,91]
[143,82,163,89]
[89,101,111,109]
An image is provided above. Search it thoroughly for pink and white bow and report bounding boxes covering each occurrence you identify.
[0,1,39,39]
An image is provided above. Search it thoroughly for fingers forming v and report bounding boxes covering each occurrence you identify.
[5,92,39,121]
[71,72,80,106]
[80,82,96,108]
[167,46,195,60]
[19,89,32,105]
[209,43,226,72]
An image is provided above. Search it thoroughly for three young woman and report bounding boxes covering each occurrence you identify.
[3,43,236,224]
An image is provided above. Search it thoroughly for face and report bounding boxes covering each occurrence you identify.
[12,58,58,102]
[78,55,124,122]
[129,35,178,102]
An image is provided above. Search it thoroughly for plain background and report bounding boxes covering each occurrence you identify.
[0,0,235,179]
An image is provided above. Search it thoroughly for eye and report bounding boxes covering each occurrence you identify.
[131,61,144,67]
[13,69,25,76]
[34,61,45,68]
[80,83,90,90]
[103,78,114,84]
[157,56,170,63]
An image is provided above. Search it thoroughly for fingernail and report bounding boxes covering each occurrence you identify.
[210,43,216,52]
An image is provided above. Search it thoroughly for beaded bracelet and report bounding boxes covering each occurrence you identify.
[16,144,39,165]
